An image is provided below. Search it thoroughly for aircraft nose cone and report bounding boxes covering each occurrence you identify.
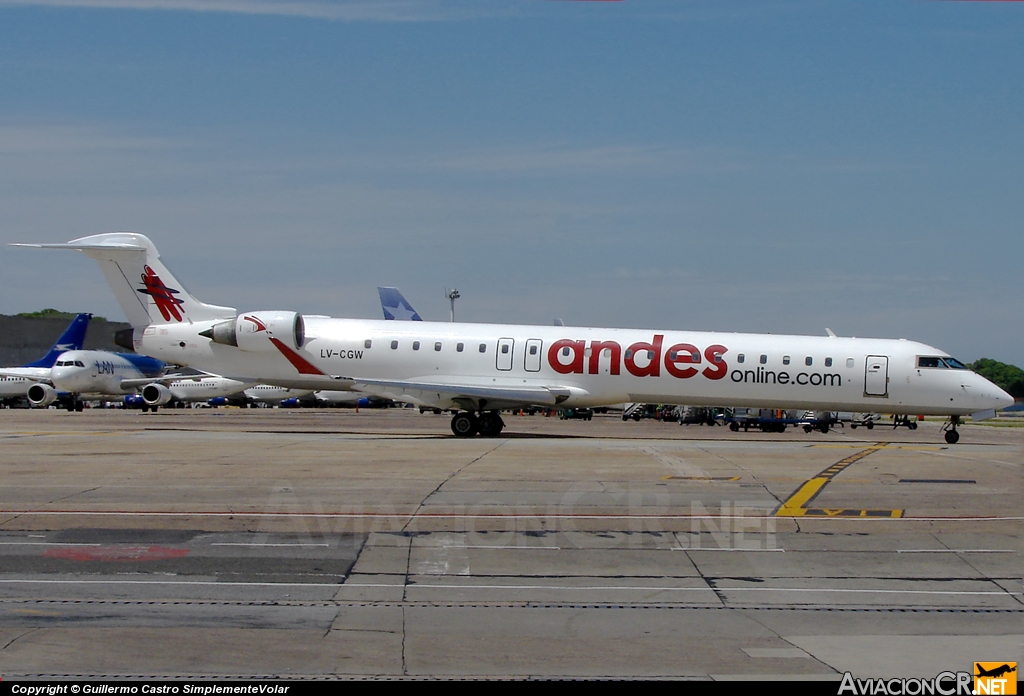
[996,387,1015,410]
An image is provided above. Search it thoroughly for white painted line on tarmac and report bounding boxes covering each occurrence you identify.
[896,549,1015,553]
[0,542,101,546]
[674,547,784,552]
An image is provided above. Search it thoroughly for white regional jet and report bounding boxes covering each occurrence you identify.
[16,233,1013,443]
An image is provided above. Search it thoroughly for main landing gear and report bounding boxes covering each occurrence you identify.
[941,415,961,445]
[450,411,505,438]
[892,415,918,431]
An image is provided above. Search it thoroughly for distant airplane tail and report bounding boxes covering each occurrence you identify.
[14,233,236,328]
[378,286,423,321]
[22,313,91,368]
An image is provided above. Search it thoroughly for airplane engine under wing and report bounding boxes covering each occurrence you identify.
[142,383,174,406]
[27,383,58,407]
[200,311,305,353]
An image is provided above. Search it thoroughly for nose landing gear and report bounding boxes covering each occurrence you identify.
[941,415,961,444]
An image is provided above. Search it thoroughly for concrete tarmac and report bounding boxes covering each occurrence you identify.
[0,408,1021,679]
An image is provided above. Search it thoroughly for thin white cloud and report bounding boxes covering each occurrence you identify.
[434,144,751,175]
[0,0,508,21]
[0,124,181,154]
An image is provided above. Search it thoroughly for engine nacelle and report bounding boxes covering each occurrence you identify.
[27,383,58,407]
[142,383,174,406]
[200,311,305,353]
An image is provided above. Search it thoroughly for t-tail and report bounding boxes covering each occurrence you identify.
[21,313,91,368]
[13,233,236,328]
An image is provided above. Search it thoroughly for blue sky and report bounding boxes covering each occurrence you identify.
[1,0,1021,366]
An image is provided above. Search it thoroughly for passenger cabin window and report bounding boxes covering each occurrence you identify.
[625,349,634,359]
[391,340,398,350]
[529,345,538,355]
[646,350,655,360]
[805,357,813,366]
[782,355,791,365]
[713,352,723,363]
[737,354,745,364]
[478,343,486,353]
[759,354,767,365]
[825,357,833,367]
[561,346,570,356]
[413,341,420,351]
[846,358,855,368]
[434,342,442,352]
[364,340,372,349]
[502,344,510,354]
[457,343,464,352]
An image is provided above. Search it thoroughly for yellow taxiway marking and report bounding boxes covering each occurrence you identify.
[776,442,903,518]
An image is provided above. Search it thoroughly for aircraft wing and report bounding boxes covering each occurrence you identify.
[346,376,575,409]
[117,373,214,390]
[0,369,52,384]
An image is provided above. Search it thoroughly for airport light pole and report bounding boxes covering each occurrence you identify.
[446,288,460,323]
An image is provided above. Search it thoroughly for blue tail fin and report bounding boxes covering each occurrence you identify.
[23,313,91,368]
[377,287,423,321]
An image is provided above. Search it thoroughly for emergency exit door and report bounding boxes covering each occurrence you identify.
[496,338,514,371]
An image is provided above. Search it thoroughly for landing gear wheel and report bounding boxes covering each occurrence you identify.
[451,412,479,438]
[141,404,150,413]
[866,421,874,430]
[66,402,75,413]
[477,412,505,437]
[151,405,159,413]
[944,429,960,444]
[75,401,84,413]
[908,421,917,430]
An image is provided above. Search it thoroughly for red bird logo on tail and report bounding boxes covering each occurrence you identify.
[136,265,184,322]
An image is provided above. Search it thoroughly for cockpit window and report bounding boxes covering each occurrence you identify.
[942,358,967,369]
[75,361,85,367]
[917,357,945,368]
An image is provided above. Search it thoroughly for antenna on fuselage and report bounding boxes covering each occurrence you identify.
[445,288,460,323]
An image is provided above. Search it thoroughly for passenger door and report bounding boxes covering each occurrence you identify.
[864,355,888,397]
[524,339,542,372]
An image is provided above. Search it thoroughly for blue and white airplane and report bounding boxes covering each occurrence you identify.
[0,313,91,404]
[378,287,423,322]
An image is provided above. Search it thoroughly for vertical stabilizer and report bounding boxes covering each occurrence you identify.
[378,286,423,321]
[13,233,236,328]
[22,313,91,368]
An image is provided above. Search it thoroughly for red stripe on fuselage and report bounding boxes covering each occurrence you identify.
[269,337,325,375]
